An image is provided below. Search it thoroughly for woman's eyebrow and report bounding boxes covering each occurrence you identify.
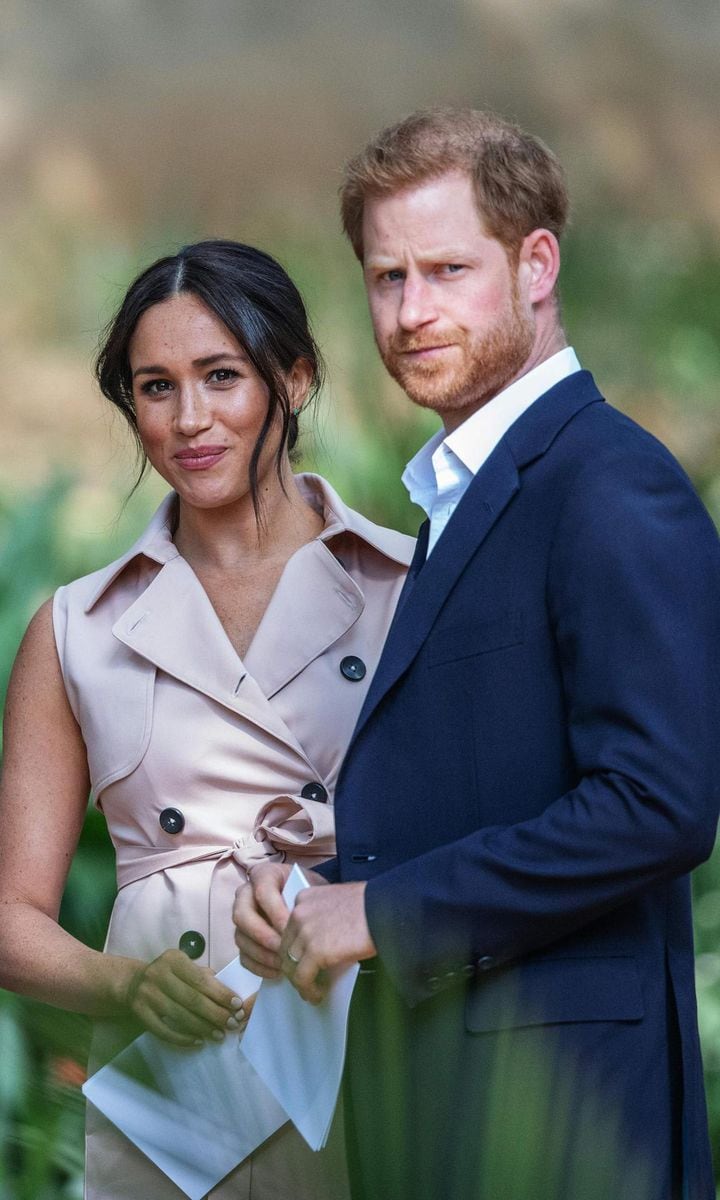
[132,352,247,378]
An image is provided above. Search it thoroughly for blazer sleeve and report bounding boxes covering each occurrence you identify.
[364,442,720,1004]
[314,856,341,883]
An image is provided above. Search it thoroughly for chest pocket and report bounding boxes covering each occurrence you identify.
[67,641,156,797]
[427,610,524,667]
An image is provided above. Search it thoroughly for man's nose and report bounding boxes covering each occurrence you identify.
[398,276,438,331]
[174,385,213,435]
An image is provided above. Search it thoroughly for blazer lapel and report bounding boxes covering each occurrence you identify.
[352,371,605,742]
[112,555,309,757]
[354,438,520,738]
[389,518,430,626]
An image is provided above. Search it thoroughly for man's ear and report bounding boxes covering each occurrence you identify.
[518,229,561,305]
[287,358,314,412]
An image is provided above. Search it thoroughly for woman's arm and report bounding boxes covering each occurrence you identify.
[0,601,244,1045]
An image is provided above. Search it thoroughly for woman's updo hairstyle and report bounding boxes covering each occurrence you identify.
[96,239,324,516]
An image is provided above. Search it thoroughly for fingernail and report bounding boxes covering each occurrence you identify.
[230,996,244,1010]
[211,1030,225,1042]
[226,1016,241,1030]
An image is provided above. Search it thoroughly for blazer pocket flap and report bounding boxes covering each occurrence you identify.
[427,610,524,666]
[465,956,644,1032]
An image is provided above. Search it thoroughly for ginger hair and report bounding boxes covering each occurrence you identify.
[341,107,569,262]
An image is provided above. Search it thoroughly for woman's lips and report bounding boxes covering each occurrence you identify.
[174,446,228,470]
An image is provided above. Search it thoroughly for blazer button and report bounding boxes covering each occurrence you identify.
[340,655,366,682]
[159,808,185,835]
[476,955,495,972]
[301,781,328,803]
[179,930,205,959]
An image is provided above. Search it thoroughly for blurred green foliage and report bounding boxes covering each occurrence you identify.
[0,218,720,1195]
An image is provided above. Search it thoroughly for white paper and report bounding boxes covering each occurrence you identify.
[82,957,289,1200]
[240,864,360,1151]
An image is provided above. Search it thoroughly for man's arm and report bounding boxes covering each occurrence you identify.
[363,442,720,1002]
[238,443,720,1006]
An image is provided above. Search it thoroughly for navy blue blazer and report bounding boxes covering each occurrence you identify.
[324,372,720,1198]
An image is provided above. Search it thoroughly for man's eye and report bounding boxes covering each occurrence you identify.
[441,264,465,274]
[381,270,404,283]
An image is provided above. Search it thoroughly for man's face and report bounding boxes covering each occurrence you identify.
[362,171,536,430]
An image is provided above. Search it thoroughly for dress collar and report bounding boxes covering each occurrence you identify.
[84,473,414,613]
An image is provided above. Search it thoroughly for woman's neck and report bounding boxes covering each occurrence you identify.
[173,471,325,572]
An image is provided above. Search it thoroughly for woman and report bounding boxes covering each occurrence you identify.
[0,240,414,1199]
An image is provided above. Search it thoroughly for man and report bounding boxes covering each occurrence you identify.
[234,108,720,1199]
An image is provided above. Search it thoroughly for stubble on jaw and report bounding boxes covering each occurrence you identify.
[375,284,536,419]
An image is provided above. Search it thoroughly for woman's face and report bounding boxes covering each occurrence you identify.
[129,292,294,512]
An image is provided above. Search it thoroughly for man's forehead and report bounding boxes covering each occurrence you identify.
[361,172,490,255]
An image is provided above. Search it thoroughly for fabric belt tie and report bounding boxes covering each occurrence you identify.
[115,792,337,891]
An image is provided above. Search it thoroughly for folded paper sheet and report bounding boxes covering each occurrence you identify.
[240,864,360,1151]
[82,958,288,1200]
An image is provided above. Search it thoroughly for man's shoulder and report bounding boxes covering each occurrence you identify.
[543,375,689,480]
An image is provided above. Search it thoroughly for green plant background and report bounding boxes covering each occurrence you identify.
[1,222,720,1196]
[2,1,720,1192]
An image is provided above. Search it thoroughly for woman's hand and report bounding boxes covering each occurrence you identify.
[125,949,245,1047]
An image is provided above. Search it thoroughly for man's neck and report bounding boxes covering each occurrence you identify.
[442,326,568,435]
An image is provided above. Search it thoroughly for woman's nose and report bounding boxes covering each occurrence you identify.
[174,386,213,435]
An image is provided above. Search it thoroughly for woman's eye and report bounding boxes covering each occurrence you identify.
[209,367,240,384]
[140,379,172,396]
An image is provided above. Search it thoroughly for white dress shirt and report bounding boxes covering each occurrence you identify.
[402,347,582,556]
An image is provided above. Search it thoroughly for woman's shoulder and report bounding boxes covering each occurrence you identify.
[298,473,416,568]
[55,494,177,618]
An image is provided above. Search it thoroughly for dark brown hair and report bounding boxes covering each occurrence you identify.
[96,239,324,515]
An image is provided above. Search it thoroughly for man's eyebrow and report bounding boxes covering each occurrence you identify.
[132,352,247,378]
[365,250,473,268]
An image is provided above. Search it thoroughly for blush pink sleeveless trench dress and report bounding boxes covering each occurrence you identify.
[53,474,414,1200]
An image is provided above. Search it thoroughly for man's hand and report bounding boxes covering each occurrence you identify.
[233,861,329,977]
[233,862,293,977]
[280,882,377,1004]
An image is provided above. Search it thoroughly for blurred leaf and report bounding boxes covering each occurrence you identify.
[0,999,29,1114]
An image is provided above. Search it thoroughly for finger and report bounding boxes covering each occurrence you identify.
[278,912,300,960]
[234,924,283,965]
[237,946,283,979]
[234,926,282,963]
[292,961,329,1006]
[160,973,240,1032]
[141,1011,203,1047]
[233,892,283,956]
[241,991,257,1022]
[253,875,292,937]
[136,960,236,1035]
[234,990,257,1035]
[134,993,217,1043]
[128,955,237,1039]
[284,942,303,974]
[282,925,326,1003]
[172,957,243,1012]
